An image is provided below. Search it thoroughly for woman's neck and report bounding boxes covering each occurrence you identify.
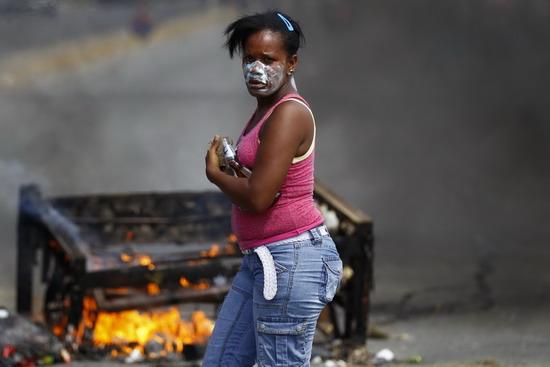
[255,83,297,109]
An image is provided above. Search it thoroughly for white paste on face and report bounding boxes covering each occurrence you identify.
[243,61,285,96]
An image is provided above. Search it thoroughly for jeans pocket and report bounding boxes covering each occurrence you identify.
[253,258,288,300]
[256,319,307,367]
[319,256,343,303]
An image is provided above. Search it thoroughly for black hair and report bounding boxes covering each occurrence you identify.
[224,10,305,59]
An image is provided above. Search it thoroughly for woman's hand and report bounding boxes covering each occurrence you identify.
[205,135,221,182]
[204,99,312,213]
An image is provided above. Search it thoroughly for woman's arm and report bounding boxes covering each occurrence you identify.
[205,101,313,212]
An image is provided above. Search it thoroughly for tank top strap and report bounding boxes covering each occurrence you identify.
[263,93,306,121]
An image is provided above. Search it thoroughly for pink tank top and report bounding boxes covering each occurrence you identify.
[233,94,324,250]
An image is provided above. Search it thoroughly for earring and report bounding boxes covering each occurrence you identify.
[288,69,294,75]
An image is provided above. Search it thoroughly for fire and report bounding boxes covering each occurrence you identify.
[52,316,68,337]
[179,277,210,290]
[67,235,240,359]
[179,277,191,288]
[120,253,133,263]
[78,297,215,359]
[199,241,237,258]
[106,287,130,295]
[136,254,152,266]
[225,243,236,254]
[191,309,215,343]
[147,283,161,295]
[201,244,221,257]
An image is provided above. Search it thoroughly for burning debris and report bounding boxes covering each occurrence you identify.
[75,298,214,363]
[16,182,374,362]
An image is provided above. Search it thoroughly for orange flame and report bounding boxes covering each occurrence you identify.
[179,277,210,290]
[106,288,130,295]
[225,243,236,254]
[79,297,215,357]
[120,253,133,263]
[187,259,208,266]
[201,244,221,258]
[52,315,68,337]
[147,283,161,295]
[136,254,152,266]
[192,309,215,343]
[179,277,191,288]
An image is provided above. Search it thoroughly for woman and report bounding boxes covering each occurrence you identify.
[204,10,343,367]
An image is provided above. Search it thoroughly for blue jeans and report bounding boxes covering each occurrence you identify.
[202,225,343,367]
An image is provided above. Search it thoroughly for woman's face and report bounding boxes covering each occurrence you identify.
[242,30,295,98]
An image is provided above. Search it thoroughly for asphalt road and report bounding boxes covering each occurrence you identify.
[1,0,549,365]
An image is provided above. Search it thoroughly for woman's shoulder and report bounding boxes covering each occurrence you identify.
[274,93,312,114]
[269,96,312,125]
[260,95,314,141]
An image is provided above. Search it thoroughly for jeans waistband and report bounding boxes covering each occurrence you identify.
[242,224,329,255]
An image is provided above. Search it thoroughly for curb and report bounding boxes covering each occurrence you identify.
[0,5,236,88]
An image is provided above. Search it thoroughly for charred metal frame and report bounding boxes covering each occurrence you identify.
[313,181,374,344]
[17,181,373,345]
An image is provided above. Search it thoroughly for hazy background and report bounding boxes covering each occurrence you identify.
[1,0,549,363]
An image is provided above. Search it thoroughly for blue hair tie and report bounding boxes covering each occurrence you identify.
[277,13,294,31]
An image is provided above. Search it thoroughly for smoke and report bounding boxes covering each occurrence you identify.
[0,159,50,212]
